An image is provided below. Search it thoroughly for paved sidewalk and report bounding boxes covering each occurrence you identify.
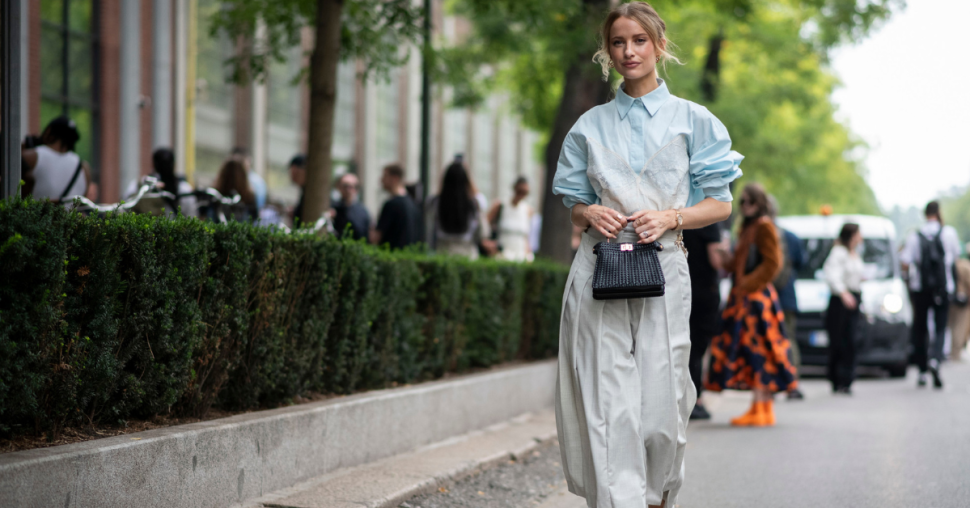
[252,362,970,508]
[249,411,557,508]
[427,362,970,508]
[534,482,579,508]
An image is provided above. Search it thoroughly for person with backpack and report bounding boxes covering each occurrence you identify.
[823,223,865,394]
[900,201,962,388]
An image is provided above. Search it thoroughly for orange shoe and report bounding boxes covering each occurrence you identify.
[762,400,776,426]
[730,402,761,426]
[730,402,772,427]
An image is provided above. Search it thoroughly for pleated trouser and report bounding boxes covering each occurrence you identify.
[556,227,696,508]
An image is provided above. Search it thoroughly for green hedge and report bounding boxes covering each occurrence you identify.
[0,199,567,437]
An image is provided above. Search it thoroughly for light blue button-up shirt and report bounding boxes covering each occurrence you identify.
[553,79,743,210]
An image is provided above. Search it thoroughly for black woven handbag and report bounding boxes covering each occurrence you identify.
[591,240,665,300]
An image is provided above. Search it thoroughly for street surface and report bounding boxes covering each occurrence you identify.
[405,362,970,508]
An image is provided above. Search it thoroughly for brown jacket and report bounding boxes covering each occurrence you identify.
[954,258,970,299]
[732,217,782,295]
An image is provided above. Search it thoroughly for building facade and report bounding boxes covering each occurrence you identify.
[18,0,544,218]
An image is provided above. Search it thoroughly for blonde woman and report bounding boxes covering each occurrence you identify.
[552,2,742,506]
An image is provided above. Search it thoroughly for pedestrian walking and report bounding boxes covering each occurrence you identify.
[949,253,970,361]
[900,201,961,388]
[823,223,865,394]
[372,163,421,250]
[684,222,724,420]
[232,147,266,212]
[211,157,257,221]
[330,173,370,240]
[467,167,499,258]
[124,148,198,218]
[706,183,798,427]
[428,162,490,259]
[551,3,742,506]
[768,196,807,400]
[20,116,93,202]
[288,155,308,225]
[487,177,534,262]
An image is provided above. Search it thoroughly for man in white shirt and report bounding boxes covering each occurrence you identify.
[900,201,962,388]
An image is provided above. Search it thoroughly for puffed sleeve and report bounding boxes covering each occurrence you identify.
[688,107,743,205]
[552,129,597,209]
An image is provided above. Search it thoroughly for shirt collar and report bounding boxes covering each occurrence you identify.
[615,78,670,120]
[922,219,942,234]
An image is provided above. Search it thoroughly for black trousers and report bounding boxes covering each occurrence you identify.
[689,291,720,398]
[910,291,949,372]
[826,292,861,389]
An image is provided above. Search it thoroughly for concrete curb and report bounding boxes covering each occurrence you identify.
[0,360,557,508]
[254,410,559,508]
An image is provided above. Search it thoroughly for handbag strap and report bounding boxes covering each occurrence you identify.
[59,159,84,201]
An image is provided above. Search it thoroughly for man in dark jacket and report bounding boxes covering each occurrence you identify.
[684,222,724,420]
[371,163,421,249]
[330,173,371,240]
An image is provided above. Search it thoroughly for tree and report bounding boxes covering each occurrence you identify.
[439,0,901,262]
[210,0,423,223]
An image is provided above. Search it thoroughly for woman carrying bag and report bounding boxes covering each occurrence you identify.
[552,3,742,506]
[824,223,865,394]
[706,183,798,426]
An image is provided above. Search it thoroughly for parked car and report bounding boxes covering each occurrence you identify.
[778,214,911,377]
[720,214,911,377]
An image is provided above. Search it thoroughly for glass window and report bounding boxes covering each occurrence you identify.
[332,61,356,163]
[798,238,896,281]
[374,71,399,166]
[196,0,233,111]
[39,0,98,169]
[265,46,304,204]
[445,107,467,162]
[473,110,493,200]
[195,0,236,186]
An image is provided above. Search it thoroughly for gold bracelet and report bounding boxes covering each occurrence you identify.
[672,209,684,231]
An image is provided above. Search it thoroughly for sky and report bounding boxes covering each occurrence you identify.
[830,0,970,210]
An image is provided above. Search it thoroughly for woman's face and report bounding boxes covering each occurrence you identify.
[608,17,662,81]
[850,231,864,251]
[740,193,759,218]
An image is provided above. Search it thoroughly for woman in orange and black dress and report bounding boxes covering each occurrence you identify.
[706,183,798,426]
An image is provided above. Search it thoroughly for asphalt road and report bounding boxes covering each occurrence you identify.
[406,361,970,508]
[679,362,970,508]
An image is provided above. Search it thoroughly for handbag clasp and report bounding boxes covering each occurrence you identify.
[620,243,633,251]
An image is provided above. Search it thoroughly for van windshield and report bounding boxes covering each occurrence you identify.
[797,238,895,281]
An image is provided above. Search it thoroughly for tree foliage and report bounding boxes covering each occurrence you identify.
[440,0,903,218]
[209,0,423,83]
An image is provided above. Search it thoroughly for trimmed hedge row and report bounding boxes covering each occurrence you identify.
[0,199,568,437]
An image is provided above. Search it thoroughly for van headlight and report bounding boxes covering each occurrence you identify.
[882,293,904,314]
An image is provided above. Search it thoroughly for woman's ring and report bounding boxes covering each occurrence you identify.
[640,231,648,239]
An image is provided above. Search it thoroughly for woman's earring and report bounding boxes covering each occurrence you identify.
[656,56,661,63]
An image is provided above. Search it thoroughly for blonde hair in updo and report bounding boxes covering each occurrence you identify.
[592,2,682,81]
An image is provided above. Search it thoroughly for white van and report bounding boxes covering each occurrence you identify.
[774,214,911,377]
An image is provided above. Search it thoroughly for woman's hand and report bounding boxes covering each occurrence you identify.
[840,291,858,310]
[581,204,628,239]
[628,209,677,244]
